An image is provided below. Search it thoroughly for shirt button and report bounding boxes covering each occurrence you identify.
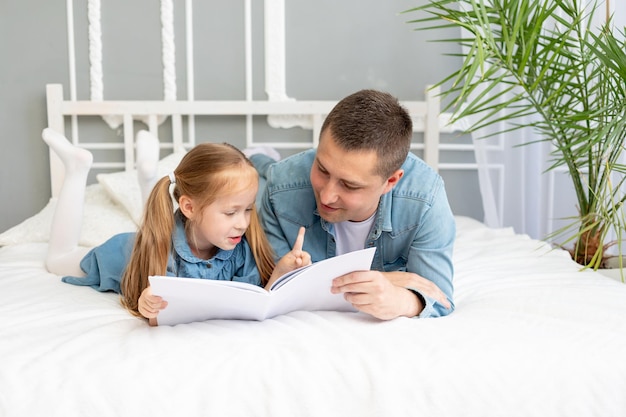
[206,263,212,268]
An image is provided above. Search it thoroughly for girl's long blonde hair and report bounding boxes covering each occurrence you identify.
[120,142,276,316]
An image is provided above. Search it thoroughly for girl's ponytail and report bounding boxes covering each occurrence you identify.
[245,208,276,286]
[121,176,175,316]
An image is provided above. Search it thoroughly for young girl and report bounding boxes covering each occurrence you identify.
[42,128,310,324]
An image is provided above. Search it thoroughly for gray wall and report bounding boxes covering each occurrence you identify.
[0,0,482,233]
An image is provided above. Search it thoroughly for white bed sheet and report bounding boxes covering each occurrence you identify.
[1,217,626,417]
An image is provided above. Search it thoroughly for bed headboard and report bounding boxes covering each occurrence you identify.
[45,82,451,198]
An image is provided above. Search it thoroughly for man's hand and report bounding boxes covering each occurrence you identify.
[331,270,450,320]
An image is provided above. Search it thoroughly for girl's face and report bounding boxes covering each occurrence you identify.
[184,181,258,260]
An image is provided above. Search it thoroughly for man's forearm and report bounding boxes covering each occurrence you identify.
[383,270,451,317]
[382,271,425,317]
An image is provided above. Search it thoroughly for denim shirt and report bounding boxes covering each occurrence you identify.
[62,210,261,293]
[252,150,455,318]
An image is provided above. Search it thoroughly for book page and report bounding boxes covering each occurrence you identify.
[149,247,376,325]
[266,247,376,318]
[149,276,270,325]
[268,263,311,291]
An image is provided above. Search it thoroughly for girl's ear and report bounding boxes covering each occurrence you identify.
[178,195,195,219]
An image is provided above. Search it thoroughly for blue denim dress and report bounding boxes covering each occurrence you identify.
[62,210,262,293]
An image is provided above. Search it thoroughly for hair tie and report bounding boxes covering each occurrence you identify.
[168,172,176,185]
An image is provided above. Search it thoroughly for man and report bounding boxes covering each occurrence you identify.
[249,89,455,320]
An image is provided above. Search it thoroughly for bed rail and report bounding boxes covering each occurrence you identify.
[46,83,446,198]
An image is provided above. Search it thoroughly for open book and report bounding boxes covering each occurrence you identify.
[149,247,376,325]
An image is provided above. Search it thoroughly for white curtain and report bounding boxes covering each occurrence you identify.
[473,0,625,245]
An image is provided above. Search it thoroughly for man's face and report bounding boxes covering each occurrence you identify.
[309,131,401,223]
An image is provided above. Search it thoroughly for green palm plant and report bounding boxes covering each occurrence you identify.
[405,0,626,270]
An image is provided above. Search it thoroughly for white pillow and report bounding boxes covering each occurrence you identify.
[0,184,137,247]
[97,150,186,225]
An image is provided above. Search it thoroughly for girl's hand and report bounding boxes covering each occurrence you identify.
[285,226,310,269]
[266,227,311,288]
[138,286,168,325]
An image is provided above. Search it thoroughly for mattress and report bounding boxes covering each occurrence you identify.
[1,213,625,417]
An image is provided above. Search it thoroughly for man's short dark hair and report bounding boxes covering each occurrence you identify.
[320,89,412,178]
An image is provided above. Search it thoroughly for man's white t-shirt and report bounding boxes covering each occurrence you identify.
[334,213,376,256]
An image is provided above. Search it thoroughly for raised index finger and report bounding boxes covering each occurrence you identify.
[292,226,306,252]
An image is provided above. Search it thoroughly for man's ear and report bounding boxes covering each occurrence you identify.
[382,169,404,194]
[178,195,195,219]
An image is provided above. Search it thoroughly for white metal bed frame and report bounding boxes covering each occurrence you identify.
[53,0,479,213]
[45,82,447,198]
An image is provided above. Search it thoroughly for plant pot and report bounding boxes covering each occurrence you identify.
[597,256,626,283]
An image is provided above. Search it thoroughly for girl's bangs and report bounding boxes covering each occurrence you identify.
[218,164,258,195]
